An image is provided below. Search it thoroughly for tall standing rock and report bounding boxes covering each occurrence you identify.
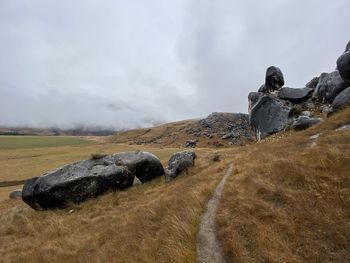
[259,66,285,93]
[250,96,292,139]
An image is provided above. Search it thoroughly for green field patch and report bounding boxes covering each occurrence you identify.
[0,136,94,150]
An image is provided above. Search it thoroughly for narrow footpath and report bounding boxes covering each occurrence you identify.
[197,164,233,263]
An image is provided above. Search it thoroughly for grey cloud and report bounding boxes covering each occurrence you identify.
[0,0,349,129]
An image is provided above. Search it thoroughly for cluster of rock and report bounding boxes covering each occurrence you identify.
[248,40,350,139]
[21,150,195,210]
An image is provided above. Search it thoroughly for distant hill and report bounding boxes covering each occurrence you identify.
[0,126,116,136]
[109,112,254,147]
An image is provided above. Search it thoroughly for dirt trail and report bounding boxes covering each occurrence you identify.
[197,163,233,263]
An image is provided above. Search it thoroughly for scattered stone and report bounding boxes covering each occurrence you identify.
[292,116,321,131]
[332,87,350,110]
[300,111,311,117]
[277,87,313,102]
[250,95,292,138]
[165,150,196,182]
[336,124,350,131]
[320,105,333,114]
[315,71,347,103]
[336,51,350,84]
[199,112,253,144]
[309,133,320,140]
[210,151,220,162]
[185,139,197,148]
[9,189,22,200]
[22,151,164,210]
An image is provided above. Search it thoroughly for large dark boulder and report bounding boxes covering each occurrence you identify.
[22,151,164,210]
[278,87,313,102]
[336,52,350,84]
[112,151,164,183]
[332,87,350,110]
[315,71,347,103]
[292,116,321,131]
[250,95,292,138]
[259,66,284,93]
[22,164,134,210]
[165,150,196,182]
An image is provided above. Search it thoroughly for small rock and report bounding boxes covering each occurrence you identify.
[292,116,322,131]
[319,105,333,114]
[210,151,220,162]
[184,139,197,148]
[300,111,311,117]
[9,189,22,200]
[336,124,350,131]
[165,150,196,182]
[309,133,320,140]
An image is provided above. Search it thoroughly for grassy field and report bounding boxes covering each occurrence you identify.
[0,109,349,262]
[0,139,229,262]
[0,136,94,150]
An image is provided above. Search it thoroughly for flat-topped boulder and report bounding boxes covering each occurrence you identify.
[22,151,164,210]
[278,87,313,102]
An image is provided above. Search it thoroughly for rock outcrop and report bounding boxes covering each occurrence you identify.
[336,51,350,84]
[164,150,196,182]
[315,71,347,103]
[199,112,253,144]
[248,40,350,139]
[22,151,164,210]
[250,95,292,139]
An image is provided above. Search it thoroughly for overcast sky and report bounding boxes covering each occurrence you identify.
[0,0,349,129]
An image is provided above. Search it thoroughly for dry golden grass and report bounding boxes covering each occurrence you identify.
[217,107,350,263]
[0,142,179,188]
[0,147,231,262]
[1,107,350,262]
